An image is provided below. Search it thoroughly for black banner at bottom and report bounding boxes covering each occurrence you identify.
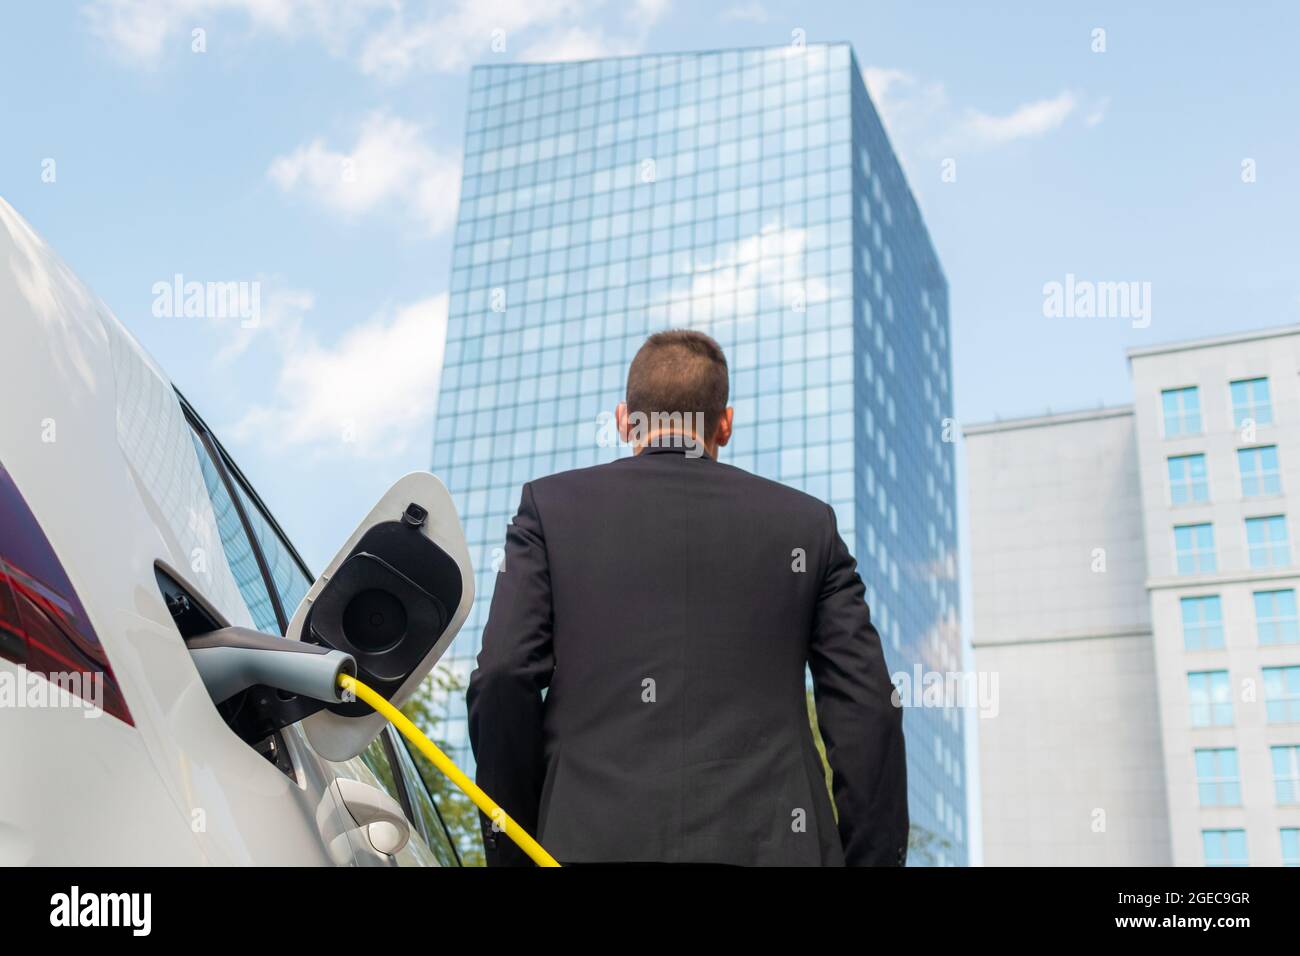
[0,865,1283,942]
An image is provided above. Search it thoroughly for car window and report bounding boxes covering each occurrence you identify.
[359,736,401,800]
[187,428,280,633]
[103,328,250,627]
[389,730,461,866]
[348,737,442,866]
[228,475,311,621]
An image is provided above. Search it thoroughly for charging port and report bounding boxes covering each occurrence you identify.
[155,566,300,779]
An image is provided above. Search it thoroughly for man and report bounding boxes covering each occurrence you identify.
[467,329,907,866]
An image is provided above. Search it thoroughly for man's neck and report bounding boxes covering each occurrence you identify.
[634,429,713,459]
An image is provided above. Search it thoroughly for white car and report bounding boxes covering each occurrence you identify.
[0,196,475,866]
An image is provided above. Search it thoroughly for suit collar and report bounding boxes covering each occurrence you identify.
[638,445,712,461]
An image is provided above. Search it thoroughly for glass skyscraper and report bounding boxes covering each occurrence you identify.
[432,43,964,865]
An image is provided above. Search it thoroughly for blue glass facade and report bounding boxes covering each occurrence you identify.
[432,43,964,864]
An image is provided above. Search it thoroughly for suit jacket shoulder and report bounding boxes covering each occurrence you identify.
[529,455,837,525]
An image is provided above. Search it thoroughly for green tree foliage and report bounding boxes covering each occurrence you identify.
[403,680,945,868]
[806,689,948,865]
[399,666,485,867]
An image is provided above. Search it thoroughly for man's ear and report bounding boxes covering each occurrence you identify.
[616,402,631,442]
[714,407,734,448]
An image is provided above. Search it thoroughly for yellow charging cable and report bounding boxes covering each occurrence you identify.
[339,673,560,868]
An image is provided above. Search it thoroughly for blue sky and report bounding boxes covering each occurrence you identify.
[4,1,1300,861]
[5,1,1298,569]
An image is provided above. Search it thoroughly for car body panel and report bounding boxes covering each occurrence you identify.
[0,196,459,866]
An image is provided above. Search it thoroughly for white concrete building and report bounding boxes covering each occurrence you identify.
[1129,326,1300,867]
[969,324,1300,867]
[967,407,1171,865]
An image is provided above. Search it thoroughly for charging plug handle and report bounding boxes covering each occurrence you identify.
[189,627,357,705]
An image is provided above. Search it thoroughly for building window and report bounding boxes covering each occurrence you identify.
[1162,386,1202,437]
[1188,670,1233,726]
[1174,523,1216,575]
[1263,666,1300,723]
[1181,595,1225,650]
[1246,515,1290,569]
[1255,589,1299,646]
[1195,748,1241,806]
[1238,446,1281,497]
[1168,453,1209,504]
[1272,745,1300,805]
[1202,829,1248,867]
[1282,829,1300,867]
[1230,377,1273,429]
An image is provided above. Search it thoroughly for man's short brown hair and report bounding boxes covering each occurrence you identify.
[626,329,730,438]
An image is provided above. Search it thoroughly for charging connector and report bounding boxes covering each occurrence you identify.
[186,627,557,866]
[189,627,356,704]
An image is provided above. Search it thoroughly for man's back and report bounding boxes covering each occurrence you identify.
[467,446,908,866]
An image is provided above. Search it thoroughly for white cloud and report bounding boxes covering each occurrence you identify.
[629,0,671,30]
[1085,96,1110,127]
[862,66,949,138]
[361,0,668,78]
[861,64,1085,158]
[518,26,639,64]
[83,0,671,78]
[267,113,461,236]
[648,220,833,327]
[229,293,448,458]
[861,66,911,103]
[82,0,387,65]
[956,91,1077,148]
[357,0,581,79]
[215,282,313,363]
[720,2,769,24]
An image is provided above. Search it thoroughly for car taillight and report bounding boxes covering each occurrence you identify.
[0,462,132,724]
[0,548,24,662]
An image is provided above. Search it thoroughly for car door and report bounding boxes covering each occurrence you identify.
[173,402,361,863]
[183,399,473,867]
[182,402,427,866]
[328,730,446,866]
[387,727,464,866]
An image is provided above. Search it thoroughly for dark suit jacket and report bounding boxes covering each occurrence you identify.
[466,446,908,866]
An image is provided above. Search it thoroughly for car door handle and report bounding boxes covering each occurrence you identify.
[330,778,411,856]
